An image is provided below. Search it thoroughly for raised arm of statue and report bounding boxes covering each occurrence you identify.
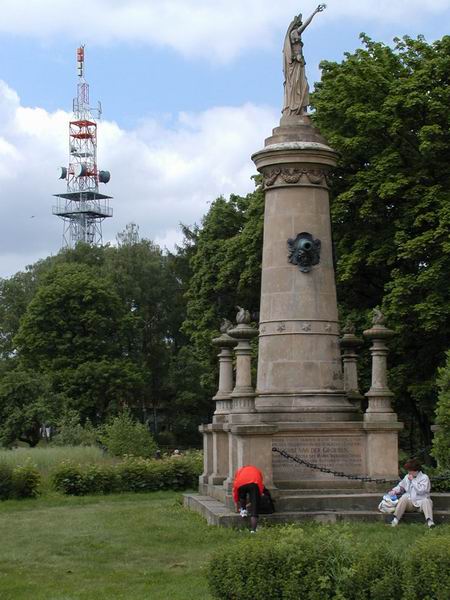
[297,4,326,35]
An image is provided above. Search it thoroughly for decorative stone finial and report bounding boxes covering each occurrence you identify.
[220,318,233,334]
[342,319,356,335]
[236,306,251,325]
[372,308,385,326]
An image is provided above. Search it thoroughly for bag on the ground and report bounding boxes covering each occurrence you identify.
[378,493,399,514]
[258,487,275,514]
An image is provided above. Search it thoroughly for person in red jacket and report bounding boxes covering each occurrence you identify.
[232,465,264,533]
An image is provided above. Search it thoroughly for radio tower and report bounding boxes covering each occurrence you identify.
[53,46,112,247]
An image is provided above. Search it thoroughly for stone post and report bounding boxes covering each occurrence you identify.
[339,321,363,404]
[228,307,259,416]
[212,321,237,423]
[198,424,213,492]
[362,310,402,479]
[222,308,258,493]
[208,321,237,486]
[363,310,396,422]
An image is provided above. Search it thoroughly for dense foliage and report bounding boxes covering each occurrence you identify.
[98,411,158,458]
[311,34,450,450]
[52,452,202,496]
[208,525,450,600]
[0,462,41,500]
[432,351,450,469]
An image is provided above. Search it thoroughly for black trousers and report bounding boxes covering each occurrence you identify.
[238,483,260,517]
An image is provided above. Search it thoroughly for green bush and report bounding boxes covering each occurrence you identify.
[52,452,203,496]
[52,410,98,447]
[11,463,41,498]
[432,350,450,469]
[52,461,87,495]
[0,461,40,499]
[208,526,355,600]
[98,411,157,458]
[403,535,450,600]
[0,462,14,500]
[207,527,450,600]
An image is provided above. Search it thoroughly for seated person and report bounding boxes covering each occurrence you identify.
[389,458,434,528]
[232,465,264,533]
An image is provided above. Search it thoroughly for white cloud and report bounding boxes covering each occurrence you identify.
[0,1,449,62]
[0,80,277,277]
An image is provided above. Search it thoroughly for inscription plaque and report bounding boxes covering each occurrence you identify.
[273,435,364,482]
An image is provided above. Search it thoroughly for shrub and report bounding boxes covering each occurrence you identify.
[51,452,203,496]
[432,350,450,469]
[0,461,40,499]
[52,461,87,496]
[208,526,355,600]
[11,463,41,498]
[98,411,157,458]
[208,527,450,600]
[0,462,14,500]
[341,544,400,600]
[52,410,98,447]
[402,534,450,600]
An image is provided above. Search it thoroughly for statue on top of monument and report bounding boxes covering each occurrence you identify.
[282,4,326,116]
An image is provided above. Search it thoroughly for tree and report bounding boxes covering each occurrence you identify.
[0,369,61,447]
[311,34,450,449]
[182,188,264,401]
[432,351,450,469]
[15,263,124,371]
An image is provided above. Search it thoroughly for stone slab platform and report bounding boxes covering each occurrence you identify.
[184,493,450,527]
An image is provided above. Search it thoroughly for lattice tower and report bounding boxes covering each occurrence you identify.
[53,46,112,247]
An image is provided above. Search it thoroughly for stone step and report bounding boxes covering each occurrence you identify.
[274,493,450,512]
[184,493,450,527]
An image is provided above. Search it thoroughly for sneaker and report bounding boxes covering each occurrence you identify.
[250,530,257,534]
[239,508,248,518]
[391,517,399,527]
[427,519,435,528]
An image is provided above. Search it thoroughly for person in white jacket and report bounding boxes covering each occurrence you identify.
[389,458,435,528]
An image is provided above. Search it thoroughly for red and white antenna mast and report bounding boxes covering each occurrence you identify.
[53,46,112,247]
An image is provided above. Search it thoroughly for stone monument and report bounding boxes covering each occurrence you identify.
[196,5,402,510]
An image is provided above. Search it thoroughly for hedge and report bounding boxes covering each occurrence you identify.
[0,462,41,500]
[52,452,202,495]
[207,526,450,600]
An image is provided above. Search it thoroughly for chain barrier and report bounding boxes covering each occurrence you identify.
[272,447,450,485]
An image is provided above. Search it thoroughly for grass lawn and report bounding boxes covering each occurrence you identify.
[1,490,448,600]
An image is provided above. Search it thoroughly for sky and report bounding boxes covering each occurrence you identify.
[1,0,450,277]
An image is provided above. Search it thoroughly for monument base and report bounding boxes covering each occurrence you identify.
[199,419,403,496]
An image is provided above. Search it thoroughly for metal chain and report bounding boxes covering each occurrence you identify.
[272,447,450,485]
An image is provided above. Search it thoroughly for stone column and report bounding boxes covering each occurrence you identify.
[222,308,258,493]
[212,322,237,423]
[198,424,213,492]
[208,321,237,486]
[363,311,396,422]
[339,321,363,404]
[228,307,259,417]
[363,310,402,479]
[252,115,358,421]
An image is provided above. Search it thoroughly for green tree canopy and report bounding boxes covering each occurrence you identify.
[15,263,124,371]
[311,34,450,448]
